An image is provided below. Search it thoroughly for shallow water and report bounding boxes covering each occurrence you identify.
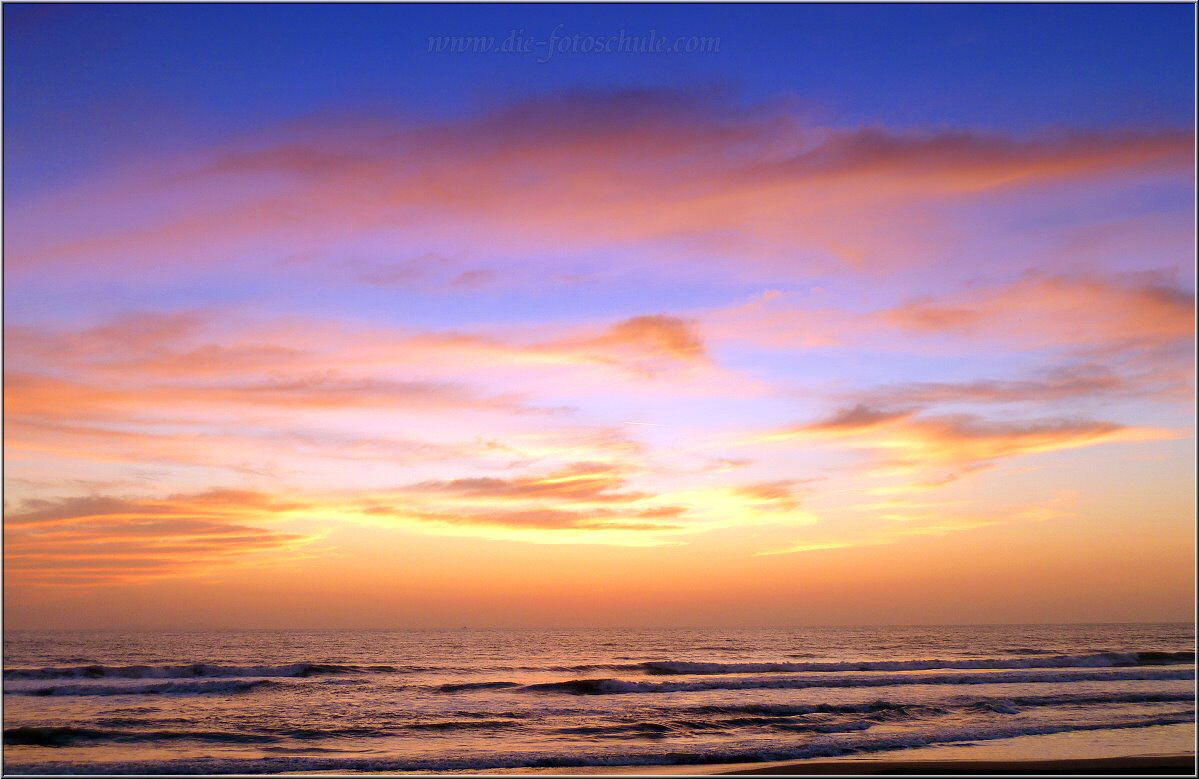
[3,623,1194,774]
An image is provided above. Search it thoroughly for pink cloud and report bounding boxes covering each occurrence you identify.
[886,273,1193,350]
[7,90,1190,282]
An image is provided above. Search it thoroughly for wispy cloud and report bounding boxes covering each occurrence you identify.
[757,491,1080,556]
[5,490,319,586]
[401,462,647,504]
[8,90,1191,285]
[885,273,1194,351]
[755,406,1175,488]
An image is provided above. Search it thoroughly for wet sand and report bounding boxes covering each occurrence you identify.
[467,753,1195,776]
[320,725,1199,774]
[711,753,1195,774]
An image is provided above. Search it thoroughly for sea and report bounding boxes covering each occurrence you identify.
[2,624,1195,774]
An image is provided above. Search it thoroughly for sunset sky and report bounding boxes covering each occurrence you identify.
[3,4,1194,630]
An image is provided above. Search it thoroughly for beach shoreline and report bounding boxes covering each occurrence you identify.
[464,754,1196,776]
[477,723,1198,776]
[710,754,1197,775]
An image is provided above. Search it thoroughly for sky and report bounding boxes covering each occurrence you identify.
[2,4,1195,630]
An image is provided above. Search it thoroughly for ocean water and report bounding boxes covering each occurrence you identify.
[2,624,1194,774]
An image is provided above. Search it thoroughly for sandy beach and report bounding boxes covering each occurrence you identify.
[478,754,1196,776]
[475,721,1198,776]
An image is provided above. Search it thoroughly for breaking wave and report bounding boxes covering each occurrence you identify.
[3,726,279,747]
[682,700,945,717]
[436,681,522,692]
[635,651,1194,675]
[8,651,1186,683]
[5,680,278,697]
[3,663,397,681]
[6,713,1192,774]
[517,668,1195,695]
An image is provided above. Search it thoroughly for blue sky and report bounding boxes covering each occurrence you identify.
[5,4,1194,197]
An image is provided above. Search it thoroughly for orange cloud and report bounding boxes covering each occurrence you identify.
[8,308,712,387]
[402,462,647,504]
[877,415,1167,468]
[5,467,728,588]
[803,405,917,434]
[362,505,684,534]
[729,481,805,512]
[4,490,318,586]
[347,462,821,546]
[2,370,552,422]
[744,127,1191,194]
[759,406,1175,487]
[2,305,738,523]
[886,273,1194,351]
[397,315,712,380]
[351,460,697,545]
[714,272,1193,359]
[543,315,709,374]
[857,366,1131,406]
[709,272,1194,418]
